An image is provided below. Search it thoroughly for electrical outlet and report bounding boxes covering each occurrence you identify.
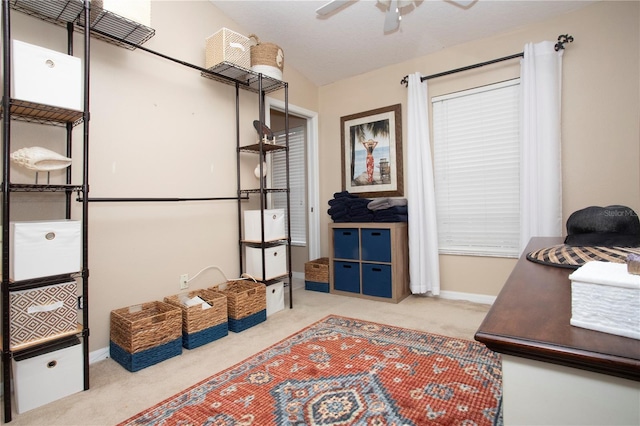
[180,273,189,290]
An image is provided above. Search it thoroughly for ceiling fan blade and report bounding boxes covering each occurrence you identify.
[383,0,400,32]
[315,0,353,16]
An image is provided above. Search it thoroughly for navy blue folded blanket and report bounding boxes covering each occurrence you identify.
[328,192,408,223]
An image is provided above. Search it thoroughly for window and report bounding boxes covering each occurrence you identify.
[432,79,520,257]
[271,126,306,246]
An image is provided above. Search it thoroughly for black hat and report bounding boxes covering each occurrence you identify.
[526,205,640,269]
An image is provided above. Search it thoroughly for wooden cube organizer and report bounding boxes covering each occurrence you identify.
[329,222,409,303]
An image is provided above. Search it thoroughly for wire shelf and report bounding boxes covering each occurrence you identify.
[240,188,289,194]
[239,143,287,154]
[202,62,286,94]
[77,8,155,49]
[10,0,84,25]
[2,100,84,127]
[10,0,155,49]
[8,183,83,193]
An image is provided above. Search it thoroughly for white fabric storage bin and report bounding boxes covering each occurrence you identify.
[266,281,284,316]
[100,0,151,26]
[244,209,285,242]
[205,28,251,69]
[10,220,81,281]
[12,339,83,414]
[9,281,78,348]
[569,261,640,340]
[11,40,82,111]
[245,245,286,281]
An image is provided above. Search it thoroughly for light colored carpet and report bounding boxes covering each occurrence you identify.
[4,283,491,425]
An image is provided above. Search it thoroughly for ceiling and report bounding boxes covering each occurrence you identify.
[209,0,596,86]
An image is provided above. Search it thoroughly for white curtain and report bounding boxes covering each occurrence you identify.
[519,41,564,252]
[407,73,440,295]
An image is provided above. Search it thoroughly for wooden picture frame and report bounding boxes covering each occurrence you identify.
[340,104,403,198]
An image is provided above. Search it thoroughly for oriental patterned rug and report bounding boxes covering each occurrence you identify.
[119,315,503,426]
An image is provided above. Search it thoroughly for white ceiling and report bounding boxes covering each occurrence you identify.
[209,0,596,86]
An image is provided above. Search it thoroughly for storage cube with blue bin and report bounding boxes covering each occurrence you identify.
[333,228,359,259]
[329,222,410,303]
[361,228,391,262]
[334,261,361,293]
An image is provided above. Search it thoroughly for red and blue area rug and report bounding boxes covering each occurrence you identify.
[120,315,502,425]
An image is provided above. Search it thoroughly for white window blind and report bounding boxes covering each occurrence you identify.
[272,126,306,246]
[432,79,520,257]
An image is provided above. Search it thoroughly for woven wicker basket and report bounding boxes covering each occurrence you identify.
[210,280,266,320]
[248,34,284,79]
[305,257,329,283]
[164,289,227,334]
[110,301,182,354]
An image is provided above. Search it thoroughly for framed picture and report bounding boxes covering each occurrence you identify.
[340,104,403,198]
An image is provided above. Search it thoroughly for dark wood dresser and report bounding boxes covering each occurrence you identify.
[475,237,640,425]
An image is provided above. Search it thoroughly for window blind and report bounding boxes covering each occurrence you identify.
[272,126,306,246]
[432,79,520,257]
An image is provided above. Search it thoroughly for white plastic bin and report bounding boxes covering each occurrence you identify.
[10,220,81,281]
[11,40,82,111]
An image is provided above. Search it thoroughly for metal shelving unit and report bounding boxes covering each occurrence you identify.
[0,0,156,422]
[1,1,292,419]
[235,77,293,308]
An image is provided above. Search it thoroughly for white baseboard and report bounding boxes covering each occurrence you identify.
[90,346,110,364]
[291,272,304,289]
[438,290,496,305]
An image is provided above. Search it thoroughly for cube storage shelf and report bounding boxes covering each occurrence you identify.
[329,222,410,304]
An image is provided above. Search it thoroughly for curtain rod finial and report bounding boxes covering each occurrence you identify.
[401,75,408,86]
[555,34,574,51]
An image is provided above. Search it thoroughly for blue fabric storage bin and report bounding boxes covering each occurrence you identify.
[333,228,359,259]
[110,338,182,372]
[334,261,360,293]
[362,263,392,298]
[361,228,391,262]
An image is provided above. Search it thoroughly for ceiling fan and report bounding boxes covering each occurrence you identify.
[315,0,476,33]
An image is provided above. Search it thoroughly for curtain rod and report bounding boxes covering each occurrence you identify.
[400,34,573,87]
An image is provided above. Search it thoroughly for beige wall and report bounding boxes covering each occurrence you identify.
[318,1,639,298]
[6,1,639,351]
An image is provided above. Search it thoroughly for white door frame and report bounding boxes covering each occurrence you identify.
[265,97,320,261]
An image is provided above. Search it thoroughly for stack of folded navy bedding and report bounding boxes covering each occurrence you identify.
[328,191,373,222]
[327,191,408,223]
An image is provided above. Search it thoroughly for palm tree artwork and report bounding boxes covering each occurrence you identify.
[349,118,390,185]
